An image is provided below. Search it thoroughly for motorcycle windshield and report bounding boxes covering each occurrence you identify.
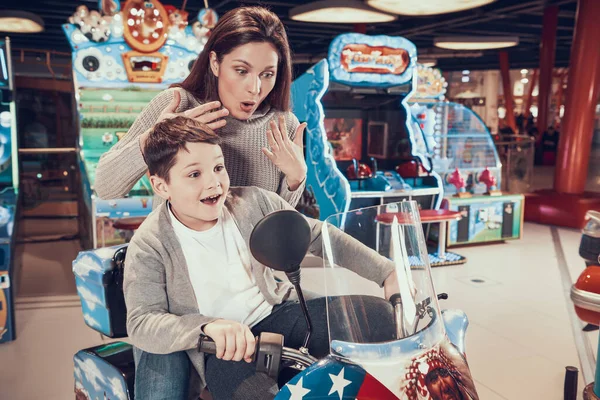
[322,200,445,359]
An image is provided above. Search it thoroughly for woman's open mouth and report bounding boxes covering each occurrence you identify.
[240,101,256,113]
[200,194,221,205]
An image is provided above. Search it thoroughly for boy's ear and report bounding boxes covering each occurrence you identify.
[209,51,219,77]
[150,175,170,201]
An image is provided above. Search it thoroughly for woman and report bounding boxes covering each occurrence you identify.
[95,6,307,210]
[94,7,307,399]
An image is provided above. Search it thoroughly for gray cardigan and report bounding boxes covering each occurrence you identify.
[123,186,394,393]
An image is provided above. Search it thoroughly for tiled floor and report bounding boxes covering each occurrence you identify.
[2,154,599,399]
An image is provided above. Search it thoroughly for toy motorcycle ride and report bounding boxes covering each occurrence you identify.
[71,200,479,399]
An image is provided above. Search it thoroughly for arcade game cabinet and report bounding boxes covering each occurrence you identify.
[291,34,443,223]
[409,76,524,247]
[63,0,217,249]
[0,37,20,344]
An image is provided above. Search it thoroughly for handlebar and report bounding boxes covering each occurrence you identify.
[198,332,316,378]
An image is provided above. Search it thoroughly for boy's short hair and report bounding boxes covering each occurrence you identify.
[144,116,221,182]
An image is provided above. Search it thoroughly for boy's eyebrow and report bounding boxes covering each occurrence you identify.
[182,155,223,169]
[233,59,276,70]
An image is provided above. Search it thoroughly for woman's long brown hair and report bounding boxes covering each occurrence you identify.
[173,7,292,111]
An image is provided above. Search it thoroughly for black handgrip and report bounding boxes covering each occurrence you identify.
[198,335,217,354]
[437,293,448,300]
[389,293,402,306]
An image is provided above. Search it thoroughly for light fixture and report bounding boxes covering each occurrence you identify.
[0,10,44,33]
[434,36,519,50]
[461,76,470,83]
[289,0,396,24]
[521,78,529,84]
[462,70,470,75]
[520,69,528,74]
[367,0,496,16]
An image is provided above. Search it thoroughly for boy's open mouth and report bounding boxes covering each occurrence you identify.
[200,194,221,205]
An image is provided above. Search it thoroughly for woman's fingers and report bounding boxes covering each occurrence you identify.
[270,120,284,147]
[206,119,227,130]
[278,115,289,142]
[166,89,181,113]
[197,108,229,124]
[184,101,223,118]
[266,129,279,152]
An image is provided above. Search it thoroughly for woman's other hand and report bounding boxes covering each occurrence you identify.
[202,319,256,363]
[262,115,307,191]
[140,90,229,150]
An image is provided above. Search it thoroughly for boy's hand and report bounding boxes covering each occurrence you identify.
[262,115,307,191]
[202,319,256,363]
[383,272,401,301]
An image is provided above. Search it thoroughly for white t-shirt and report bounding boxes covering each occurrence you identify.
[169,205,273,327]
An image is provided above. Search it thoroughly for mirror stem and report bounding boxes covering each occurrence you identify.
[286,268,313,352]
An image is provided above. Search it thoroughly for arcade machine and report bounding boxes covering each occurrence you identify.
[291,34,443,224]
[63,0,217,249]
[409,66,524,247]
[0,37,20,344]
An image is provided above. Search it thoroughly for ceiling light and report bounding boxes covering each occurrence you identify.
[521,78,529,84]
[367,0,496,16]
[289,0,396,23]
[521,69,528,74]
[461,76,470,83]
[0,10,44,33]
[462,70,470,75]
[434,36,519,50]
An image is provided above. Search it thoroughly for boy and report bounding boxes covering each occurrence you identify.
[124,116,398,400]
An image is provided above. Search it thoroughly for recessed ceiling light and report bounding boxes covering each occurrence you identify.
[367,0,496,16]
[0,10,44,33]
[434,36,519,50]
[289,0,396,24]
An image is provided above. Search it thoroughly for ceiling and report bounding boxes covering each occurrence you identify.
[3,0,578,73]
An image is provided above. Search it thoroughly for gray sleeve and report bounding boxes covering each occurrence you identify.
[260,189,394,286]
[277,111,305,207]
[124,237,217,354]
[94,88,181,199]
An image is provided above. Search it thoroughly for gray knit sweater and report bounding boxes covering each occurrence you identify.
[94,87,304,207]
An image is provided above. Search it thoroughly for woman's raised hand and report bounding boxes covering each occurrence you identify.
[158,89,229,130]
[202,319,256,363]
[140,89,229,151]
[262,115,307,191]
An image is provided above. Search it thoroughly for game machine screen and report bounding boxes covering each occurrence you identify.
[0,37,19,343]
[291,33,443,226]
[409,66,524,247]
[63,0,217,248]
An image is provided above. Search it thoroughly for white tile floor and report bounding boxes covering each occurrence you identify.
[0,221,593,400]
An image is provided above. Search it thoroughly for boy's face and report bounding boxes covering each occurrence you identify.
[151,142,230,231]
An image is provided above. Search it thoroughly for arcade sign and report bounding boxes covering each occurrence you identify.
[328,33,416,87]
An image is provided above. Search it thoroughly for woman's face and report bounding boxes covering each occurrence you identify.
[210,42,279,120]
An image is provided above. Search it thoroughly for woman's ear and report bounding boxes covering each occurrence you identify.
[150,175,170,202]
[209,51,219,77]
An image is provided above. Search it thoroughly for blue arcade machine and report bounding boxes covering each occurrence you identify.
[291,34,443,223]
[63,0,217,249]
[0,37,20,344]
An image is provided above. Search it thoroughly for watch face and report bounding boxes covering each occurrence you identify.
[122,0,169,53]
